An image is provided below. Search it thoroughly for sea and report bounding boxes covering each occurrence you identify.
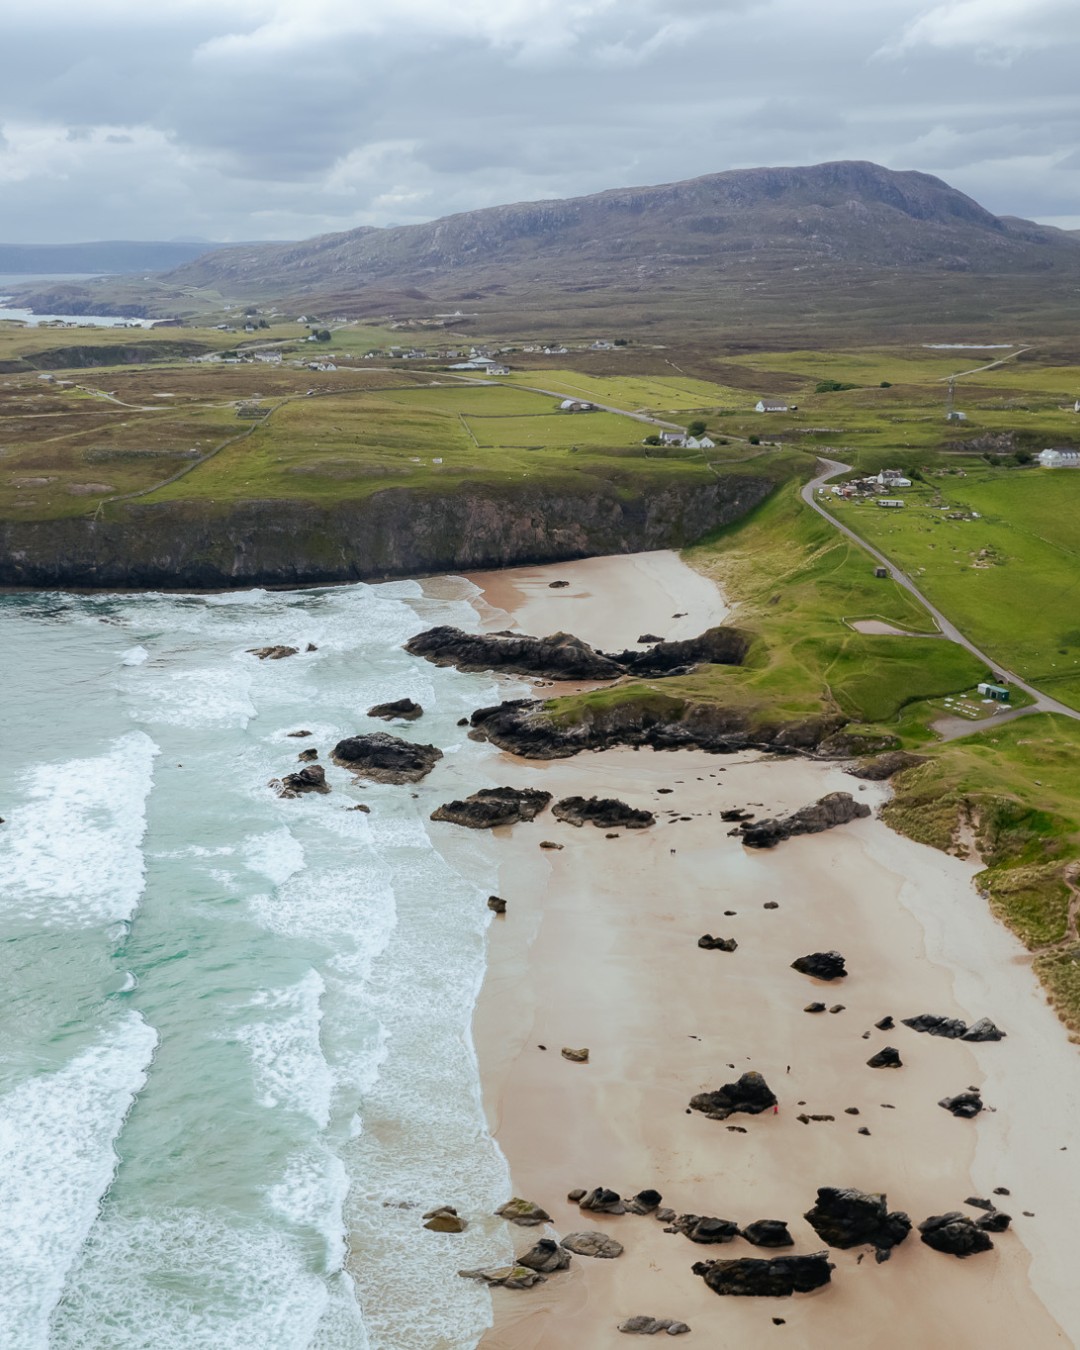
[0,579,516,1349]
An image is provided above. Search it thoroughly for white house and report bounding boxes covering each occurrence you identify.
[659,431,687,446]
[875,469,912,488]
[685,435,715,449]
[486,363,511,376]
[1037,448,1080,467]
[755,399,789,413]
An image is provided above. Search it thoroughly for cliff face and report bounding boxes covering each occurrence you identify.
[0,473,773,590]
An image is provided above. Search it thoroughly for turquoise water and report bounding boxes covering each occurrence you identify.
[0,582,513,1348]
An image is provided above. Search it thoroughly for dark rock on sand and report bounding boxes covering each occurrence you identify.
[580,1187,626,1215]
[618,1317,690,1335]
[271,764,330,798]
[625,1189,663,1215]
[458,1265,547,1289]
[764,901,780,910]
[423,1206,467,1233]
[655,1207,677,1223]
[466,693,844,761]
[977,1210,1012,1233]
[567,1188,587,1203]
[332,732,443,784]
[689,1071,777,1120]
[495,1198,552,1226]
[552,796,655,830]
[805,1003,827,1014]
[561,1047,589,1063]
[693,1252,833,1297]
[791,951,847,981]
[867,1047,902,1069]
[560,1232,624,1258]
[939,1091,983,1118]
[965,1197,994,1210]
[698,935,738,951]
[637,633,663,644]
[804,1188,911,1256]
[432,787,552,829]
[670,1215,740,1244]
[721,808,754,822]
[875,1016,895,1031]
[963,1017,1006,1042]
[901,1014,968,1038]
[518,1238,571,1273]
[487,895,507,914]
[740,1220,794,1248]
[738,793,871,849]
[368,697,423,721]
[918,1213,994,1257]
[405,624,751,682]
[847,751,928,781]
[248,645,298,660]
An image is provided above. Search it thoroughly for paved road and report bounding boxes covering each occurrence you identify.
[801,457,1080,728]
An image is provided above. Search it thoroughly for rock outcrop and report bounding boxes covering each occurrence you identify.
[552,796,655,829]
[625,1189,663,1215]
[939,1090,983,1118]
[737,793,871,848]
[669,1215,740,1244]
[791,951,847,981]
[423,1206,467,1233]
[495,1198,552,1226]
[803,1188,911,1258]
[689,1071,777,1120]
[740,1220,795,1248]
[368,697,423,721]
[271,764,330,797]
[902,1014,1006,1041]
[248,645,298,660]
[846,751,928,781]
[458,1265,547,1289]
[467,695,845,761]
[517,1239,572,1273]
[918,1213,994,1257]
[579,1187,626,1215]
[693,1252,834,1297]
[431,787,553,828]
[698,935,738,951]
[618,1317,691,1336]
[332,732,443,783]
[404,624,751,681]
[560,1232,624,1258]
[866,1047,903,1069]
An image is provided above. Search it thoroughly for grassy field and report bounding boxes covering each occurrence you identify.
[498,369,745,415]
[832,469,1080,709]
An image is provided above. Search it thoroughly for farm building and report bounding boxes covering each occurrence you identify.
[660,431,686,446]
[874,469,911,488]
[559,399,596,413]
[486,363,511,376]
[877,499,905,509]
[755,399,789,413]
[977,682,1010,702]
[1037,448,1080,467]
[685,435,715,449]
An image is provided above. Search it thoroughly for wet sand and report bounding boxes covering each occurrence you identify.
[439,551,1078,1348]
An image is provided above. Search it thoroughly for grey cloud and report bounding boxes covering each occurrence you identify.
[0,1,1078,241]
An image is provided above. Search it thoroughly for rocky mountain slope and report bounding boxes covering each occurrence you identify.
[159,161,1078,299]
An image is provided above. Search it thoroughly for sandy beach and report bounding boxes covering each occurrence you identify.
[426,550,1080,1348]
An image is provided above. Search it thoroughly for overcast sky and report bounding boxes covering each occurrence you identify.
[2,0,1079,244]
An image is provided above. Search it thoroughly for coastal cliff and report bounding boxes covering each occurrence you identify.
[0,472,774,589]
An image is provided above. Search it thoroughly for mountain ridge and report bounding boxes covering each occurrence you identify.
[159,160,1079,297]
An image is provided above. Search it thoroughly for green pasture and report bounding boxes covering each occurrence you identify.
[499,369,740,414]
[833,470,1080,708]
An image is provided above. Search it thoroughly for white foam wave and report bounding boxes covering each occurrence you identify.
[131,665,257,728]
[120,645,148,666]
[49,1208,367,1350]
[242,828,306,887]
[0,731,157,928]
[268,1148,351,1273]
[0,1011,157,1346]
[234,972,333,1128]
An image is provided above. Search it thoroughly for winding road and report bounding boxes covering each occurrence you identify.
[801,456,1080,731]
